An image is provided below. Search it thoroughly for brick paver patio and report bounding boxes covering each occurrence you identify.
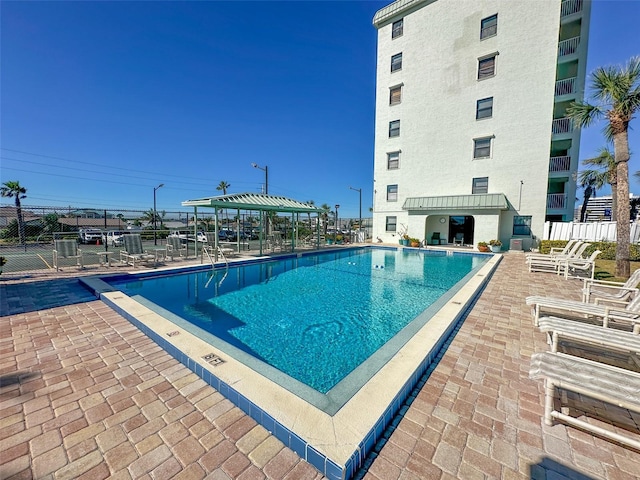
[1,252,639,479]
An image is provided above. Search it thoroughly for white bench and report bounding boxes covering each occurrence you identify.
[530,351,640,450]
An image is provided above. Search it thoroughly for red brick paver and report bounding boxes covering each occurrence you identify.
[2,253,639,479]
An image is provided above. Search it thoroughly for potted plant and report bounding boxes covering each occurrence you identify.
[477,241,490,252]
[326,233,335,245]
[489,239,502,253]
[335,234,344,245]
[401,234,410,246]
[409,237,421,247]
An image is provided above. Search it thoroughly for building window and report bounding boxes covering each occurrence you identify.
[392,19,404,39]
[390,85,402,105]
[473,137,492,158]
[472,177,489,194]
[387,151,400,169]
[391,53,402,72]
[389,120,400,137]
[513,216,532,236]
[387,184,398,202]
[386,216,397,232]
[476,97,493,119]
[480,14,497,39]
[478,54,497,79]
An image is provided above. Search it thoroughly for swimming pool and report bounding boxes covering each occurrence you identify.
[110,247,487,397]
[91,246,501,480]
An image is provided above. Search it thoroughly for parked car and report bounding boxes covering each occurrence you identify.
[78,228,102,244]
[218,229,237,241]
[169,230,207,243]
[103,231,126,247]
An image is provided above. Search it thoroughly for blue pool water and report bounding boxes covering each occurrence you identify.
[109,248,488,394]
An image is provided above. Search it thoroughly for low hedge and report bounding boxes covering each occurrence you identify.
[538,240,640,261]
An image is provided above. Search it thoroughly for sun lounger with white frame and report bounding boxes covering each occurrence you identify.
[559,249,601,279]
[529,351,640,450]
[525,239,580,260]
[527,242,590,275]
[582,268,640,303]
[526,292,640,332]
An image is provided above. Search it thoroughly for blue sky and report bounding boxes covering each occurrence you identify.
[1,0,639,218]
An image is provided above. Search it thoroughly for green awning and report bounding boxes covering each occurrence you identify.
[182,192,323,213]
[403,193,509,212]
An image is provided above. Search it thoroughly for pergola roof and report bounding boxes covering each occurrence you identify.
[182,192,324,213]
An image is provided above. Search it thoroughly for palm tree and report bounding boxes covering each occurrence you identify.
[320,203,331,235]
[306,199,315,231]
[578,147,615,221]
[1,180,27,245]
[217,181,230,195]
[567,56,640,278]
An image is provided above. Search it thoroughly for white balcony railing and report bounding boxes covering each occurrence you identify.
[552,117,572,134]
[549,155,571,172]
[561,0,583,17]
[547,193,566,209]
[558,36,580,57]
[555,77,576,96]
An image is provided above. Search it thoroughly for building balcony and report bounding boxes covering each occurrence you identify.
[549,155,571,173]
[558,36,580,57]
[547,193,566,210]
[552,117,573,135]
[555,77,576,97]
[561,0,584,18]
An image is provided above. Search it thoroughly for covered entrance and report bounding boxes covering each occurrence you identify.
[448,216,475,246]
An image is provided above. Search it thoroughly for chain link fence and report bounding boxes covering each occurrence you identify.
[0,204,372,276]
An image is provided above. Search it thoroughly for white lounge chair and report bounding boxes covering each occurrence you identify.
[582,268,640,303]
[537,316,640,355]
[560,249,602,279]
[530,351,640,450]
[525,239,580,260]
[527,242,590,275]
[53,239,84,271]
[120,234,157,267]
[525,291,640,332]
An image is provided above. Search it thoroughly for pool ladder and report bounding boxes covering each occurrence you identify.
[203,245,229,289]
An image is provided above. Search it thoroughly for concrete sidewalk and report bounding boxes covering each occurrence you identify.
[1,253,639,479]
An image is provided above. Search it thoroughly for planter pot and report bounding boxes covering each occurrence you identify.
[410,242,420,247]
[490,245,501,253]
[478,245,490,252]
[326,239,334,245]
[401,239,409,246]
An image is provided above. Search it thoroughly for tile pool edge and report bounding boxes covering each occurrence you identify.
[94,251,502,480]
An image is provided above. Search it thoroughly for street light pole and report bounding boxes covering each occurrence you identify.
[349,186,362,242]
[153,183,164,245]
[251,163,269,235]
[335,204,340,238]
[251,163,268,195]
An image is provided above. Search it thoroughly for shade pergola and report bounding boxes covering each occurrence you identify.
[182,192,325,256]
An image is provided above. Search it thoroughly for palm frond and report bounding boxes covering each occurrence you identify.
[566,101,602,128]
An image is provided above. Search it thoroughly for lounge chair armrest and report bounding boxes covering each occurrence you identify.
[583,278,627,288]
[594,297,632,306]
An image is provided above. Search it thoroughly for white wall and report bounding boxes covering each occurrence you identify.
[372,0,567,244]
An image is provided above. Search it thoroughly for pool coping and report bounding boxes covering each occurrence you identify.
[83,247,502,480]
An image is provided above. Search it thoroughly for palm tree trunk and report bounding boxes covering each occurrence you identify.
[614,130,631,278]
[611,179,618,221]
[15,197,25,245]
[580,186,592,222]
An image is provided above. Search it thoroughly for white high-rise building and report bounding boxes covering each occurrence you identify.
[371,0,591,250]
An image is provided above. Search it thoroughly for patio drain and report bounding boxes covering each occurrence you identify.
[166,331,180,337]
